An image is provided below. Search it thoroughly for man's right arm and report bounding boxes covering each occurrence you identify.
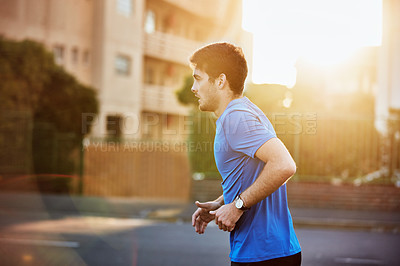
[192,195,224,234]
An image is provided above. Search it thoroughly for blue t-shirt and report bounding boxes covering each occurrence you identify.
[214,97,301,263]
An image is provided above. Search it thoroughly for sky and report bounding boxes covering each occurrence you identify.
[242,0,383,87]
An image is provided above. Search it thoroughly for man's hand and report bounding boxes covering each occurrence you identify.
[209,202,243,232]
[192,201,221,234]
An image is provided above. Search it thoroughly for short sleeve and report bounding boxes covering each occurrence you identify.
[221,110,276,158]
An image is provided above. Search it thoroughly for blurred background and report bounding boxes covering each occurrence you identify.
[0,0,399,265]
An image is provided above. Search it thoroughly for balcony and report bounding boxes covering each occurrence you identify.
[144,31,202,65]
[163,0,221,19]
[141,84,190,115]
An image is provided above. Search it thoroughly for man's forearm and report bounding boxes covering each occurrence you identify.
[214,195,224,206]
[240,161,295,208]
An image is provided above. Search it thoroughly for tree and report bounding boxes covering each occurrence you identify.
[0,38,98,192]
[0,38,54,112]
[176,74,220,178]
[176,74,197,106]
[34,65,98,138]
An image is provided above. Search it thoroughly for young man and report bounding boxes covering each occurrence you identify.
[190,42,301,265]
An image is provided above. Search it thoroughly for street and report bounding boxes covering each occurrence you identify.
[0,211,399,266]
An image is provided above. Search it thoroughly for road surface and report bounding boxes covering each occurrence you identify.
[0,211,399,265]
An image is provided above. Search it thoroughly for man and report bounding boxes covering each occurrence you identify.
[190,42,301,265]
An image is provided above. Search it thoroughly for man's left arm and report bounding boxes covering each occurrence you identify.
[210,137,296,232]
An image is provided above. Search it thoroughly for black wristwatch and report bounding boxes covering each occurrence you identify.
[234,195,250,211]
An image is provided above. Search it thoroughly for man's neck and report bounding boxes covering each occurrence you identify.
[214,94,243,118]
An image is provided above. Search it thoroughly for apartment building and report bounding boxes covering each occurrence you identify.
[0,0,251,140]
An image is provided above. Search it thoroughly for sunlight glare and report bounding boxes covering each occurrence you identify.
[242,0,382,86]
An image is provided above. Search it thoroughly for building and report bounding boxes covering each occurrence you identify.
[0,0,252,140]
[376,0,400,134]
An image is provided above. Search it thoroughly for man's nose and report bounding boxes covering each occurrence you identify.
[191,86,196,93]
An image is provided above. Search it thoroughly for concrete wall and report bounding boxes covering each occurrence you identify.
[90,0,144,138]
[0,0,94,85]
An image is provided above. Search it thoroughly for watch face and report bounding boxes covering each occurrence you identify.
[235,198,243,209]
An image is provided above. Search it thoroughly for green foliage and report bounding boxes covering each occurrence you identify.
[0,38,54,111]
[0,110,33,175]
[176,74,197,106]
[34,66,98,137]
[0,37,98,192]
[175,74,220,178]
[188,111,220,178]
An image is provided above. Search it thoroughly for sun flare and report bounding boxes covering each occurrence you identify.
[242,0,383,86]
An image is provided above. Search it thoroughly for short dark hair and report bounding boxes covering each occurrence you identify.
[189,42,248,95]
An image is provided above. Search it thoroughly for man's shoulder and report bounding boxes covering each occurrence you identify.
[220,108,256,127]
[224,99,255,117]
[222,103,264,124]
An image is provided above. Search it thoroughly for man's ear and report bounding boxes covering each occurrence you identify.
[217,73,227,89]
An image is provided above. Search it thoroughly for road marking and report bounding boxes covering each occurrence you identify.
[335,257,383,265]
[0,238,80,248]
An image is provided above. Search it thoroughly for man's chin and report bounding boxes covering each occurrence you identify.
[199,104,208,112]
[198,101,213,112]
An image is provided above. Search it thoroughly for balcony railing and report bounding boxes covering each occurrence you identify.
[163,0,221,19]
[141,84,190,115]
[144,31,202,64]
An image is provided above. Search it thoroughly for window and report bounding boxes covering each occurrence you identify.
[106,115,122,137]
[115,55,131,76]
[83,50,90,66]
[144,10,156,33]
[53,45,65,65]
[71,47,79,64]
[117,0,132,17]
[145,66,154,84]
